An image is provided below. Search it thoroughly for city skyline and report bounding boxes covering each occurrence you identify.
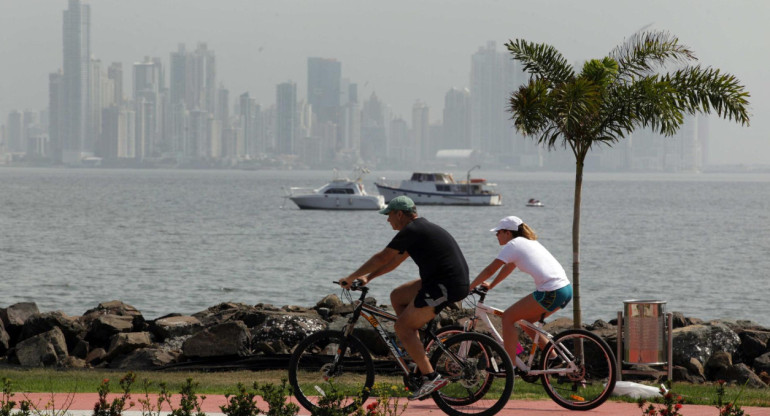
[1,0,768,165]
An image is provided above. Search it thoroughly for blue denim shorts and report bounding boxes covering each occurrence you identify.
[533,284,572,312]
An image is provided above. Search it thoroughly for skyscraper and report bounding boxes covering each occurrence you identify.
[169,43,217,160]
[276,81,297,155]
[361,92,387,161]
[470,41,520,163]
[133,57,164,158]
[48,70,65,159]
[107,62,124,105]
[307,57,341,128]
[442,88,471,150]
[61,0,92,162]
[412,101,430,162]
[6,111,23,153]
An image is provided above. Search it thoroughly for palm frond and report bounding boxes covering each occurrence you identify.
[611,30,696,80]
[505,39,574,84]
[509,79,551,136]
[551,78,602,140]
[664,65,751,125]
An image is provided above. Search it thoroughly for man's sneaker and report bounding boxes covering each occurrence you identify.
[409,373,449,401]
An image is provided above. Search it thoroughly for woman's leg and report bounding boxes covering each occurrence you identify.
[501,294,555,359]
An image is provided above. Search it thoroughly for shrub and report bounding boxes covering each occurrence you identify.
[92,372,136,416]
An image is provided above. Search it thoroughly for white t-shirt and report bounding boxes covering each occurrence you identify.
[496,237,570,292]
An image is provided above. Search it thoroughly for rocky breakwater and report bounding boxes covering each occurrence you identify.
[1,297,769,389]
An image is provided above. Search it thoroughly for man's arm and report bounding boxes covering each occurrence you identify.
[340,247,409,286]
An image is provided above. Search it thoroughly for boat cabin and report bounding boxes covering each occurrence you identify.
[409,172,456,183]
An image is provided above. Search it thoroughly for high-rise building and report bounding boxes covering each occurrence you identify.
[170,44,189,109]
[442,87,471,150]
[133,57,164,158]
[6,111,23,153]
[307,57,341,128]
[48,70,65,159]
[107,62,124,105]
[361,92,387,161]
[276,82,297,155]
[388,117,409,164]
[470,41,522,164]
[61,0,92,162]
[339,78,360,158]
[412,100,430,162]
[239,92,260,156]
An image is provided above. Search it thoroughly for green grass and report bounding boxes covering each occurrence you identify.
[1,367,767,407]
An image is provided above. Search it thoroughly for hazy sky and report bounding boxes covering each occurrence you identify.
[1,0,768,164]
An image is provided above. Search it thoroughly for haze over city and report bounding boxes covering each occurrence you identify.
[1,0,768,166]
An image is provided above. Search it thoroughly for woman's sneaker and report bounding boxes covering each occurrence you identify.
[409,373,448,401]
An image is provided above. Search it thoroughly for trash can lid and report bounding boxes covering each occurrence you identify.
[623,299,666,304]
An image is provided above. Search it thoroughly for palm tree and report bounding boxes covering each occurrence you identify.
[506,31,750,328]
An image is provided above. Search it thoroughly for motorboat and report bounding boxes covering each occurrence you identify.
[374,167,502,206]
[283,167,385,210]
[526,198,544,207]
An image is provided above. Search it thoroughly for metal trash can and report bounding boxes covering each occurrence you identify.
[622,300,667,365]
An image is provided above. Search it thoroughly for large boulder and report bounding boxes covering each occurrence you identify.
[82,301,145,329]
[251,313,327,354]
[149,316,203,341]
[192,303,255,327]
[753,352,770,374]
[20,311,86,351]
[182,321,251,358]
[722,363,768,388]
[737,330,770,363]
[15,327,68,367]
[109,347,178,369]
[0,321,10,355]
[672,324,740,367]
[1,302,40,340]
[107,331,153,359]
[85,314,135,348]
[705,351,733,380]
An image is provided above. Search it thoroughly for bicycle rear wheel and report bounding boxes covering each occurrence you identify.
[430,332,514,416]
[540,329,616,410]
[288,330,375,414]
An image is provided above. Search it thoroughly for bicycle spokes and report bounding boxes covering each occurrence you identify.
[540,330,616,411]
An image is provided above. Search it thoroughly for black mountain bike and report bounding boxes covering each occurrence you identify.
[288,281,514,416]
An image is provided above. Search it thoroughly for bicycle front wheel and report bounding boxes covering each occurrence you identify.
[288,330,375,414]
[540,329,616,411]
[430,332,514,416]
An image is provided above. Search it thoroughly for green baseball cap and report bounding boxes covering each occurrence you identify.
[379,195,416,215]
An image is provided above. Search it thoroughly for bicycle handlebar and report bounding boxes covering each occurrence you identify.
[470,286,488,302]
[334,279,364,290]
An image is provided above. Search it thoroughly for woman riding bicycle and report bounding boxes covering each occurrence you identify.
[469,216,572,362]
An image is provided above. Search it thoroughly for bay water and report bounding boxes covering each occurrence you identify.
[1,167,768,327]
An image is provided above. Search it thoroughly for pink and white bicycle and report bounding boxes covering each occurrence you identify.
[429,286,617,411]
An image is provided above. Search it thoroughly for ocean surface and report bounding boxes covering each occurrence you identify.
[1,167,768,327]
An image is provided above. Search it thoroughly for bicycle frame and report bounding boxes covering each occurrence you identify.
[462,289,579,377]
[337,283,452,377]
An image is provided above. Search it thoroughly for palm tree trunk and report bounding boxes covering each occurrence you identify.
[572,156,584,329]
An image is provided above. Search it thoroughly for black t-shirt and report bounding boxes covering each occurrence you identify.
[386,217,469,286]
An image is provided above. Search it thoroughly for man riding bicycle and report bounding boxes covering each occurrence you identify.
[339,196,470,400]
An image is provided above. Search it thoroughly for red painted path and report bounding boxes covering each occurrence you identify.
[13,393,770,416]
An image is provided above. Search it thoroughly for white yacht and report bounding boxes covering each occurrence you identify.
[284,168,385,210]
[375,168,502,206]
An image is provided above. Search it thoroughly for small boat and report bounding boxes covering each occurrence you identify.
[283,167,385,210]
[374,166,502,206]
[526,198,544,207]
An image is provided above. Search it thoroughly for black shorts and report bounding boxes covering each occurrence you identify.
[414,281,469,314]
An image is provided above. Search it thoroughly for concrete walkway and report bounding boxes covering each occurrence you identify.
[13,393,770,416]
